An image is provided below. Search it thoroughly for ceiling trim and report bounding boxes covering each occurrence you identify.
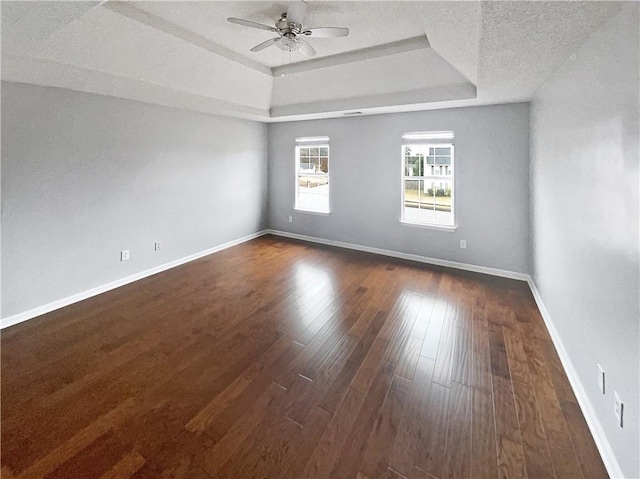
[270,82,477,118]
[101,1,272,76]
[1,54,270,121]
[271,35,431,77]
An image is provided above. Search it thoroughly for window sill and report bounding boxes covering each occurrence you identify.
[294,208,331,216]
[399,220,457,232]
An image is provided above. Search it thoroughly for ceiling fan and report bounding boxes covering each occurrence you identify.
[227,1,349,57]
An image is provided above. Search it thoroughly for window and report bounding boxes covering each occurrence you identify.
[295,137,330,213]
[402,131,455,227]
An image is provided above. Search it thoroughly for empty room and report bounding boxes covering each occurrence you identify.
[1,1,638,478]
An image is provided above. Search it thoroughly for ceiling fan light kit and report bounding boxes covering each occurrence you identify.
[275,36,302,52]
[227,0,349,58]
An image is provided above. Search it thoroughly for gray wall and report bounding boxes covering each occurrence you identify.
[1,81,268,318]
[530,4,639,477]
[268,103,531,274]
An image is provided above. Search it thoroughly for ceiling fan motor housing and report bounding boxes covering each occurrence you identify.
[277,14,302,35]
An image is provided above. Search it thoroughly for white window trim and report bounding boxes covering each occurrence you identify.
[400,142,456,229]
[402,131,455,141]
[295,142,331,214]
[293,208,331,216]
[399,220,457,232]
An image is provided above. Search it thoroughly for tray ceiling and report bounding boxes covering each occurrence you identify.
[1,1,625,121]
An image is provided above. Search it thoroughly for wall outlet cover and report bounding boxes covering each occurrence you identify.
[597,363,605,394]
[460,239,467,249]
[614,391,624,427]
[120,250,130,261]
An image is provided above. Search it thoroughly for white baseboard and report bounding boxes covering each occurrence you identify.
[267,229,529,281]
[527,278,624,479]
[1,230,269,330]
[1,228,526,329]
[268,228,621,477]
[0,227,622,477]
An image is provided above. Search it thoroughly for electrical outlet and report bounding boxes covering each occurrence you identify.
[614,391,624,427]
[597,364,605,394]
[154,242,161,252]
[288,216,293,223]
[120,250,130,261]
[460,239,467,249]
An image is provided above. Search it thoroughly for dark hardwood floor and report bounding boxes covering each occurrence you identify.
[1,235,608,479]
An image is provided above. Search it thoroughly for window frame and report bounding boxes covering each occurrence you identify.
[400,141,456,230]
[294,141,331,214]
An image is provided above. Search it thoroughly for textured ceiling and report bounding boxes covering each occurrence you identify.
[0,1,626,121]
[477,1,623,101]
[135,1,433,68]
[0,1,100,52]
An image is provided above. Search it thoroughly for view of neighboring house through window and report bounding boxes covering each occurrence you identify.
[402,131,455,227]
[295,137,330,213]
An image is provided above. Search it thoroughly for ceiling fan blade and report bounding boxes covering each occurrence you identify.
[227,17,277,32]
[286,0,307,25]
[298,39,316,57]
[250,38,278,52]
[303,27,349,38]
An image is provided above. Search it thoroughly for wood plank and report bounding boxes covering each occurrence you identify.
[42,430,128,479]
[539,338,578,404]
[11,398,139,479]
[318,308,388,414]
[497,437,528,479]
[413,382,450,478]
[202,382,287,477]
[492,374,522,444]
[99,450,145,479]
[360,375,411,478]
[529,370,585,479]
[451,324,472,385]
[329,360,396,478]
[348,303,398,393]
[395,335,424,381]
[420,322,442,359]
[471,388,498,478]
[280,405,333,478]
[300,387,366,478]
[432,318,456,387]
[503,327,555,479]
[442,381,472,479]
[488,320,511,379]
[383,293,423,364]
[560,399,609,478]
[128,429,212,479]
[185,337,303,434]
[410,294,435,339]
[471,305,493,392]
[214,410,304,478]
[388,356,435,478]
